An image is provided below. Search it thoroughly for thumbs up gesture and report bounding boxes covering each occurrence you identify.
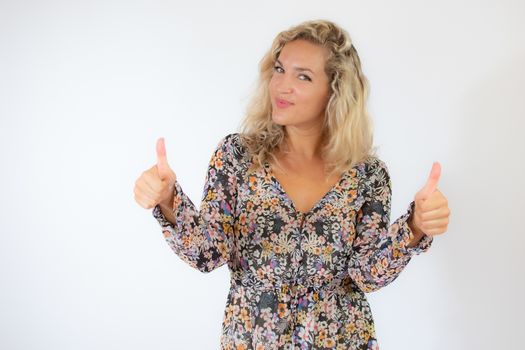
[134,137,178,210]
[409,162,451,238]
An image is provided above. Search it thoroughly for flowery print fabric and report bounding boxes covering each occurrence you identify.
[152,133,433,349]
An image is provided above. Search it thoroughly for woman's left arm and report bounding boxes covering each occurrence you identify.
[348,159,450,293]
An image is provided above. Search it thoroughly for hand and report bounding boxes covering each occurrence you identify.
[134,137,178,209]
[410,162,450,237]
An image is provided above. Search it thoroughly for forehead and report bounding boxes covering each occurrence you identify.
[277,39,329,70]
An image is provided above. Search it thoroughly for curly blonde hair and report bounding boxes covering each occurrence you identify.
[237,19,378,179]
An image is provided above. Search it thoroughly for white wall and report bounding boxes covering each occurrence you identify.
[1,0,523,349]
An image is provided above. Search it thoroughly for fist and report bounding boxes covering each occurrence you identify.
[134,137,177,209]
[411,162,451,237]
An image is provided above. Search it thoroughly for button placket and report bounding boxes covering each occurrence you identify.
[295,211,309,282]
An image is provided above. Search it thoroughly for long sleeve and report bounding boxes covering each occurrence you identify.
[348,158,434,293]
[151,133,238,273]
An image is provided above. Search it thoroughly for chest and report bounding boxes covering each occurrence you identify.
[233,156,362,283]
[267,159,343,215]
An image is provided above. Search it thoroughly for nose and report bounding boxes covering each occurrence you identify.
[274,71,294,94]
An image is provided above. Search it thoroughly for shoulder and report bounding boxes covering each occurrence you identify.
[215,132,248,163]
[365,156,388,174]
[363,156,390,185]
[219,132,245,152]
[220,132,242,147]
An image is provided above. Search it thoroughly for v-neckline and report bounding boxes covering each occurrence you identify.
[263,161,349,217]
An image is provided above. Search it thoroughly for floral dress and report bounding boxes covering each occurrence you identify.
[152,132,433,350]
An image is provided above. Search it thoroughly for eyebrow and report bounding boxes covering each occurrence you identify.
[276,59,315,75]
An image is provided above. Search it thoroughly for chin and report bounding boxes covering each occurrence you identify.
[271,114,290,126]
[272,112,293,125]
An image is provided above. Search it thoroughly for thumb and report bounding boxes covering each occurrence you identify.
[416,161,441,201]
[156,137,174,181]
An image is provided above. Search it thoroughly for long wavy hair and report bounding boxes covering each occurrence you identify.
[237,19,378,179]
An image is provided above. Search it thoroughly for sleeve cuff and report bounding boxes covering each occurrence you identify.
[397,200,434,256]
[151,180,184,229]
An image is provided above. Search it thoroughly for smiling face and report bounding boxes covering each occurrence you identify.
[269,39,331,130]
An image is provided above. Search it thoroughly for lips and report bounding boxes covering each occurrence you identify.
[275,98,293,108]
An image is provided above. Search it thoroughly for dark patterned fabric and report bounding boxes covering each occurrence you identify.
[152,133,433,349]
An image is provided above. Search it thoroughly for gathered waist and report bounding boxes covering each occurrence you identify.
[227,272,365,326]
[229,272,357,297]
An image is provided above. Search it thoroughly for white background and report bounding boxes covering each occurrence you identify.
[1,0,524,349]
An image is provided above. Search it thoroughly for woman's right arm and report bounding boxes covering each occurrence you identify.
[151,134,239,273]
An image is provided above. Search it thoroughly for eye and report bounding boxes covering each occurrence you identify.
[273,65,312,82]
[299,74,312,82]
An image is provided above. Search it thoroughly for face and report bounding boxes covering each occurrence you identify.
[269,39,331,130]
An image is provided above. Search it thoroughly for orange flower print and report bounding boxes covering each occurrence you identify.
[324,338,336,347]
[277,303,288,318]
[249,176,258,191]
[318,328,327,340]
[235,343,247,350]
[217,242,228,257]
[214,150,224,169]
[348,188,357,201]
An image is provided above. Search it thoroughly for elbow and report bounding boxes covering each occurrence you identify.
[194,261,219,274]
[192,254,227,274]
[177,254,222,274]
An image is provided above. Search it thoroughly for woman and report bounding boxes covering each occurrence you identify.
[134,19,450,350]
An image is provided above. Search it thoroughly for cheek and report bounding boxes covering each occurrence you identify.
[313,90,330,109]
[268,75,278,90]
[300,91,324,108]
[268,80,277,98]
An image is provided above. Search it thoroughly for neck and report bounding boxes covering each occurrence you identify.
[282,126,324,160]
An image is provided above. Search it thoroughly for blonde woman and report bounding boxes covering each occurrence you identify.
[134,19,450,350]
